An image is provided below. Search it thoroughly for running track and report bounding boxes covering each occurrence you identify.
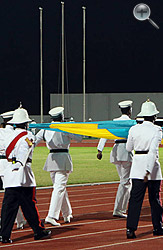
[0,183,163,249]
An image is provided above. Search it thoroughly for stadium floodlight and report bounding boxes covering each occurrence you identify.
[61,2,65,108]
[82,6,86,122]
[39,7,44,123]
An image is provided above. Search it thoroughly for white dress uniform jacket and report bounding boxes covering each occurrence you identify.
[126,121,162,180]
[35,125,82,172]
[3,129,36,188]
[0,125,14,176]
[97,115,133,163]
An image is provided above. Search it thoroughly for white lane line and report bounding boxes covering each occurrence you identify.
[37,197,116,206]
[0,187,162,197]
[12,217,124,235]
[35,188,163,196]
[0,191,117,204]
[34,191,116,202]
[0,224,153,248]
[71,197,115,202]
[38,203,114,213]
[36,191,154,200]
[33,191,117,201]
[36,186,118,195]
[78,235,163,250]
[36,191,117,198]
[38,200,151,213]
[36,197,151,208]
[0,195,153,206]
[11,213,152,236]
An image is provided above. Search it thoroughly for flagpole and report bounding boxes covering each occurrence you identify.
[82,6,86,122]
[61,2,65,108]
[39,7,43,123]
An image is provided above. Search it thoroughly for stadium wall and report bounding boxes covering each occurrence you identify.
[50,93,163,122]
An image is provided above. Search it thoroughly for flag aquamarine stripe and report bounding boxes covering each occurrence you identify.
[97,120,136,129]
[97,120,137,138]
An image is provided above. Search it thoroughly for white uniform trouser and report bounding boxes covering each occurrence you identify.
[47,171,72,220]
[113,162,132,214]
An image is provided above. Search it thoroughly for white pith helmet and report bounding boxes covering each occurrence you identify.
[8,108,32,124]
[137,99,159,117]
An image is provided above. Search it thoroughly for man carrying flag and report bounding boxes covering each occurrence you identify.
[35,107,82,226]
[97,100,133,218]
[126,100,163,239]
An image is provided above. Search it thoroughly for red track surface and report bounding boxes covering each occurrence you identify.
[37,140,114,147]
[0,183,163,249]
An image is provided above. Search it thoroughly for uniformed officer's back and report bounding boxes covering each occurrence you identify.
[126,99,163,239]
[127,121,161,152]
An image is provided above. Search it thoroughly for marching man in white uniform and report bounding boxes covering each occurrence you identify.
[97,100,133,218]
[35,107,82,226]
[126,100,163,239]
[0,108,51,243]
[0,111,26,229]
[0,111,14,183]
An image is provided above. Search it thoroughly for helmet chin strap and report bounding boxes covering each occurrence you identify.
[144,115,157,123]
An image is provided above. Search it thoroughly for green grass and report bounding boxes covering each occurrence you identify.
[68,147,118,185]
[32,147,163,187]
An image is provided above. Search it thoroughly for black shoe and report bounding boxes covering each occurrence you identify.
[153,228,163,236]
[34,230,51,240]
[126,229,136,239]
[0,236,12,243]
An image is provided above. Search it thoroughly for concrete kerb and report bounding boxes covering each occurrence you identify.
[0,181,120,193]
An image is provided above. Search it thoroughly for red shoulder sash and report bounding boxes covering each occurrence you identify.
[6,131,28,160]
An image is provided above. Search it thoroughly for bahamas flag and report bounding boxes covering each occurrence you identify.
[29,120,137,140]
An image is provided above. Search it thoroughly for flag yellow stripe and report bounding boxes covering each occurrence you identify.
[49,123,124,140]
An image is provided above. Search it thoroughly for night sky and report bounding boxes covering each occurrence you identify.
[0,0,163,115]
